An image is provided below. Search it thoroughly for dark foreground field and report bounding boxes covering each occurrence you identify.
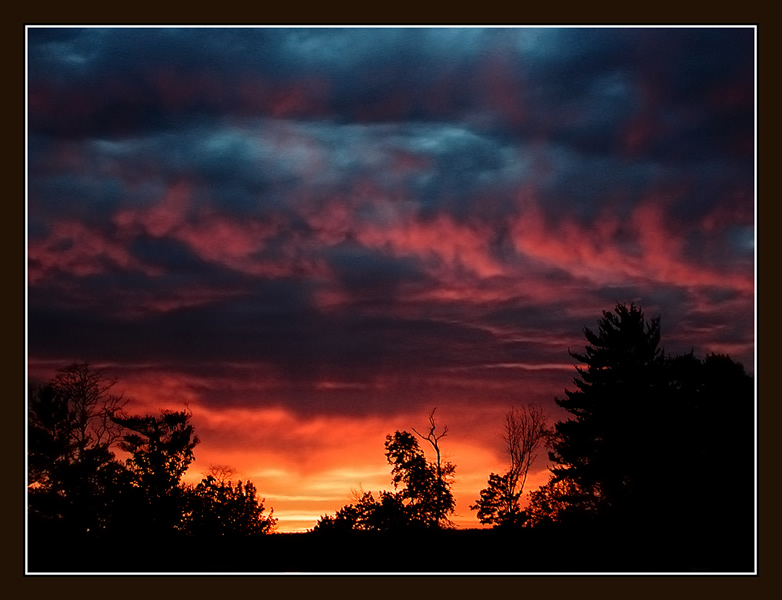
[27,523,755,574]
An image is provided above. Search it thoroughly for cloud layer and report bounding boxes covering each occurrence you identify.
[27,26,755,531]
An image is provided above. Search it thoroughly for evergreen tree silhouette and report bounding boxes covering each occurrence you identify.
[529,303,754,571]
[548,303,665,521]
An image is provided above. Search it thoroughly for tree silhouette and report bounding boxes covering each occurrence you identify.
[531,302,754,556]
[112,408,200,533]
[184,473,277,537]
[525,475,594,527]
[660,351,754,536]
[471,404,548,527]
[410,408,456,529]
[386,427,455,528]
[28,363,127,535]
[313,489,408,532]
[547,303,665,520]
[315,411,456,532]
[28,367,284,573]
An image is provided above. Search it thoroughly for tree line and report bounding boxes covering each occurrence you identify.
[27,364,276,541]
[27,303,754,570]
[312,303,754,550]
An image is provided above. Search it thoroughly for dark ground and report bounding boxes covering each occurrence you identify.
[27,523,755,574]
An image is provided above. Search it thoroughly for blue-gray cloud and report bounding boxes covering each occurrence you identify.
[27,26,755,419]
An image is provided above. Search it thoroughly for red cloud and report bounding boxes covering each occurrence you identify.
[358,211,504,280]
[28,220,160,284]
[510,189,753,294]
[113,180,332,279]
[114,180,192,238]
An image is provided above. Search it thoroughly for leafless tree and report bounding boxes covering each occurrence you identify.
[205,465,237,485]
[472,403,549,527]
[28,363,129,532]
[504,404,548,504]
[48,362,127,459]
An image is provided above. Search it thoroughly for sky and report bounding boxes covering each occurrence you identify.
[26,26,756,532]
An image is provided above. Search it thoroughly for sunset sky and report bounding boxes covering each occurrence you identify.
[26,26,755,532]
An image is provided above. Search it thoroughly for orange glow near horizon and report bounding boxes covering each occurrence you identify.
[177,403,530,532]
[28,358,560,533]
[176,406,555,533]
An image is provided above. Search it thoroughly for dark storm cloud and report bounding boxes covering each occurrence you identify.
[22,28,594,137]
[511,28,754,159]
[27,26,754,221]
[325,241,426,301]
[27,115,531,241]
[28,272,544,412]
[28,26,753,139]
[27,26,755,408]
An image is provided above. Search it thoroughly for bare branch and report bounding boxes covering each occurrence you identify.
[504,404,548,501]
[412,408,454,528]
[205,464,237,485]
[413,407,448,439]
